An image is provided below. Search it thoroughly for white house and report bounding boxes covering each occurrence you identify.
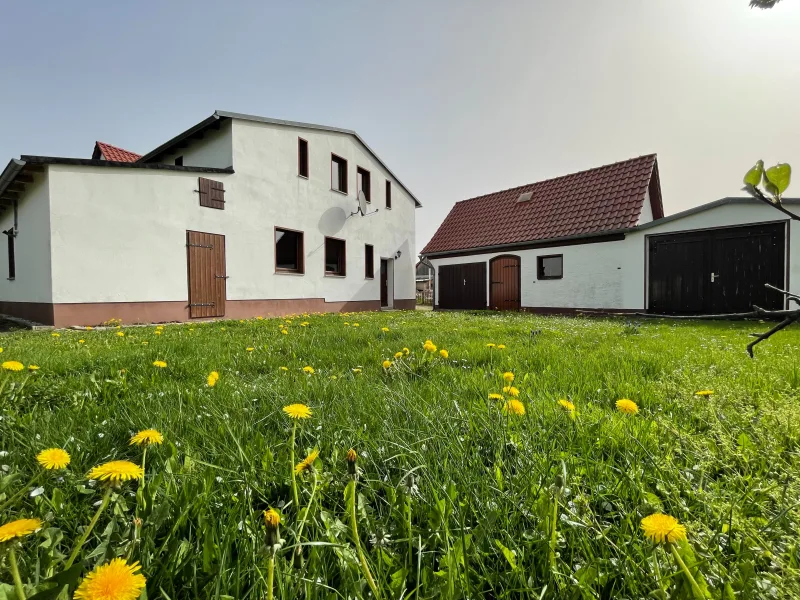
[421,154,799,314]
[0,111,420,327]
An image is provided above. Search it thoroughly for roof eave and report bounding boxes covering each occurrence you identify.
[137,114,223,163]
[0,158,27,202]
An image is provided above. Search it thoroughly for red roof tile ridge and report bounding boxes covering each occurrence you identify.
[455,153,657,205]
[94,141,142,162]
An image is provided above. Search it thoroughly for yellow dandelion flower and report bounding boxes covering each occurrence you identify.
[263,508,281,529]
[486,343,496,348]
[154,331,162,336]
[352,368,362,374]
[85,326,94,331]
[36,448,71,470]
[503,399,526,416]
[503,386,520,397]
[283,403,312,419]
[74,558,147,600]
[488,393,503,400]
[439,349,449,359]
[394,351,403,359]
[303,366,315,374]
[382,360,392,369]
[695,390,714,397]
[0,347,2,352]
[281,329,288,335]
[246,347,255,352]
[503,372,514,383]
[294,448,320,474]
[2,360,24,372]
[403,347,410,355]
[0,518,43,542]
[152,360,167,368]
[207,371,219,387]
[116,332,125,337]
[497,344,506,350]
[641,513,687,544]
[87,460,144,483]
[141,341,148,345]
[346,448,358,463]
[301,322,309,327]
[51,332,60,338]
[616,399,639,415]
[79,340,86,344]
[381,327,390,332]
[129,429,164,446]
[28,364,40,371]
[558,399,575,412]
[353,323,360,327]
[257,316,264,320]
[344,322,350,326]
[423,340,437,352]
[279,366,289,371]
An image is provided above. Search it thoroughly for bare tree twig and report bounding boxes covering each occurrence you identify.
[747,312,800,357]
[745,186,800,221]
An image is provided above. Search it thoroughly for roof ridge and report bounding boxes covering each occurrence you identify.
[455,154,656,205]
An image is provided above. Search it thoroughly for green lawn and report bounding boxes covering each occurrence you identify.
[1,311,799,599]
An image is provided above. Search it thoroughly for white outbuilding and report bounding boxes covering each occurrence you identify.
[421,154,799,315]
[0,111,420,327]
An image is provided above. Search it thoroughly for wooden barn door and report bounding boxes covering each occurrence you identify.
[438,262,487,310]
[187,231,227,318]
[489,255,521,310]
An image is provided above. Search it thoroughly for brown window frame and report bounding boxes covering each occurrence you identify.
[357,166,371,203]
[298,138,309,178]
[324,236,347,276]
[331,154,348,194]
[537,254,563,280]
[274,227,305,274]
[364,244,374,279]
[385,180,391,209]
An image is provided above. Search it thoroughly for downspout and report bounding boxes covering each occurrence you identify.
[419,255,436,310]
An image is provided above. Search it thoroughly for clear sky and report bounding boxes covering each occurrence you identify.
[1,0,798,252]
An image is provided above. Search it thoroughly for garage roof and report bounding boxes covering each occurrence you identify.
[421,154,662,256]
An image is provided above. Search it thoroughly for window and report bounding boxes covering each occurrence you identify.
[325,237,346,276]
[174,156,184,166]
[365,244,374,279]
[385,180,392,209]
[298,138,309,178]
[198,177,225,209]
[357,167,371,202]
[5,230,14,280]
[331,154,348,193]
[537,254,563,280]
[275,228,304,274]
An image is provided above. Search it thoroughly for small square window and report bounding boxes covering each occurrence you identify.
[275,228,304,274]
[174,156,184,166]
[365,244,374,279]
[298,138,309,178]
[331,154,347,193]
[537,254,563,280]
[325,237,346,276]
[357,167,371,202]
[385,180,391,209]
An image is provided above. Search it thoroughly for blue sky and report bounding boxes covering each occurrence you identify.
[1,0,799,250]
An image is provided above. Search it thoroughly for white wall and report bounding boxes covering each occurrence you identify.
[46,118,416,305]
[429,200,798,311]
[157,120,233,169]
[638,190,654,225]
[0,172,53,303]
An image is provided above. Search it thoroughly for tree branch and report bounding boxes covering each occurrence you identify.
[746,186,800,221]
[747,311,800,357]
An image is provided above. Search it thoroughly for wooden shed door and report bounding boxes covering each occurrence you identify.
[187,231,227,318]
[648,222,785,314]
[490,255,521,310]
[438,262,487,310]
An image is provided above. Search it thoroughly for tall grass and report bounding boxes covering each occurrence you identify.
[1,312,799,598]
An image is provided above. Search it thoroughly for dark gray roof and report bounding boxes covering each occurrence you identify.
[636,196,800,230]
[139,110,422,207]
[18,155,233,174]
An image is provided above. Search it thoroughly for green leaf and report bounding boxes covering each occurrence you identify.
[765,163,791,197]
[743,160,764,187]
[494,539,518,570]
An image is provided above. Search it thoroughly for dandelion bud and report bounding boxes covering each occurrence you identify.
[346,448,358,476]
[554,474,564,489]
[263,509,281,550]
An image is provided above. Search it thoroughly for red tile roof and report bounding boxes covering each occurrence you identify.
[92,141,142,163]
[421,154,662,255]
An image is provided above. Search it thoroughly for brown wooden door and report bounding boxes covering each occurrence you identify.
[438,262,487,309]
[490,255,521,310]
[380,259,389,307]
[187,231,226,318]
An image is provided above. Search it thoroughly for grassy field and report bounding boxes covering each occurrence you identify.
[1,311,799,599]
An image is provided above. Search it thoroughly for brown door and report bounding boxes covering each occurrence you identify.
[187,231,227,318]
[489,255,521,310]
[438,262,487,310]
[380,259,389,307]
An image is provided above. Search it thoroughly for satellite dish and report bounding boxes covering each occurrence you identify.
[357,190,368,215]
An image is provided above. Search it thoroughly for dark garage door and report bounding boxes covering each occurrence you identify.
[648,222,786,314]
[438,262,487,309]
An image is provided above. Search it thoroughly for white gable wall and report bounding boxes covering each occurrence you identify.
[156,120,234,169]
[637,190,654,225]
[0,172,53,304]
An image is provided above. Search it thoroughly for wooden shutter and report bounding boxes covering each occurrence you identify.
[199,177,225,210]
[187,231,227,318]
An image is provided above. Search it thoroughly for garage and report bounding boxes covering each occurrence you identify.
[647,222,786,314]
[438,262,486,309]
